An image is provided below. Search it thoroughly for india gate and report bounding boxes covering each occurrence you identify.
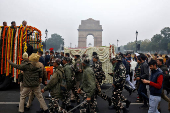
[78,18,103,48]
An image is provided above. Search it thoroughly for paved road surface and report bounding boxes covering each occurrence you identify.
[0,83,170,113]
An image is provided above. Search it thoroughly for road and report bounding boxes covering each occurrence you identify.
[0,83,170,113]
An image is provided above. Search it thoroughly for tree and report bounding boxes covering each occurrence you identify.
[161,27,170,53]
[42,33,64,51]
[150,34,162,52]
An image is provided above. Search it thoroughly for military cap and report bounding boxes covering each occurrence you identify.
[93,55,99,59]
[62,57,70,61]
[54,58,61,65]
[83,57,90,65]
[115,55,122,61]
[92,52,98,56]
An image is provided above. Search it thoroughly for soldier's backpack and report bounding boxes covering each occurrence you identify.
[58,69,67,92]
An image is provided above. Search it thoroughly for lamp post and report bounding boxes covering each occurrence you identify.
[117,39,119,52]
[45,29,48,51]
[136,31,138,52]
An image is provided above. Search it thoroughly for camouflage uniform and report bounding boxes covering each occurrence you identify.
[72,58,83,103]
[44,66,69,112]
[80,64,97,113]
[112,56,127,113]
[92,61,106,84]
[92,61,111,105]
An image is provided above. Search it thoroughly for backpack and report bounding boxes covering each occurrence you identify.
[58,69,67,92]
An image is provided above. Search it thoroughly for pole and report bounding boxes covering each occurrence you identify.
[136,31,138,53]
[117,39,119,52]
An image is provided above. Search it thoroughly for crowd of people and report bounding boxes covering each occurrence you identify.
[7,49,170,113]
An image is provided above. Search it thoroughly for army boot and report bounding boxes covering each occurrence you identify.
[125,100,131,108]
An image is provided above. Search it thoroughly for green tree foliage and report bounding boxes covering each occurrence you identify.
[42,33,64,51]
[123,27,170,53]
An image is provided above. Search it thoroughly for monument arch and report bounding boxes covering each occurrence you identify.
[78,18,103,48]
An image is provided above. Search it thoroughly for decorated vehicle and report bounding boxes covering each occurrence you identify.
[64,45,115,84]
[0,25,43,90]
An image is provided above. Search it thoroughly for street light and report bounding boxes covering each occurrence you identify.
[45,29,48,51]
[136,31,138,52]
[117,39,119,52]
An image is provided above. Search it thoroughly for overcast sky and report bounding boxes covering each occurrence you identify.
[1,0,170,47]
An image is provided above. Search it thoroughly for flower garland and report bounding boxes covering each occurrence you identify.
[1,26,7,74]
[4,27,10,74]
[64,46,115,84]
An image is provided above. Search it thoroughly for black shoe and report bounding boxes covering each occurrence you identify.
[108,104,116,109]
[158,109,161,113]
[122,107,129,113]
[129,90,132,96]
[139,104,149,109]
[44,109,49,113]
[132,89,136,92]
[45,96,51,100]
[108,98,112,106]
[125,100,131,108]
[24,107,30,111]
[36,108,44,113]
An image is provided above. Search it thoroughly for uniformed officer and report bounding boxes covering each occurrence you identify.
[72,53,83,102]
[8,53,48,113]
[41,59,67,113]
[92,55,112,106]
[111,55,128,113]
[77,57,97,113]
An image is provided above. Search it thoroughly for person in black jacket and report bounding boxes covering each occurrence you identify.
[38,51,45,66]
[136,54,149,109]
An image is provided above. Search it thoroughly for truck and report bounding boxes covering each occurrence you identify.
[0,25,43,90]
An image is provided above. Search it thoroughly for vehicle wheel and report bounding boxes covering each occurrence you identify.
[0,75,12,90]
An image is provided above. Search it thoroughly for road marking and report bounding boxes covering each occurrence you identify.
[0,102,143,105]
[122,103,143,105]
[0,102,19,104]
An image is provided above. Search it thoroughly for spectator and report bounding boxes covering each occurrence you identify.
[45,51,50,66]
[136,54,149,109]
[142,60,163,113]
[38,51,45,66]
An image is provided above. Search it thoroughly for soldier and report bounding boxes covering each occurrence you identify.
[62,57,74,92]
[109,57,131,111]
[92,55,112,106]
[111,55,128,113]
[77,57,97,113]
[92,55,105,84]
[8,53,48,113]
[72,53,83,102]
[41,59,68,113]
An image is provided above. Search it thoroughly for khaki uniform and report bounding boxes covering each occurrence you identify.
[8,61,48,112]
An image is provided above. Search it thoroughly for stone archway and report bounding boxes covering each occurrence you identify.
[78,18,103,48]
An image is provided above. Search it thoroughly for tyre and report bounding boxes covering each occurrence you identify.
[0,75,12,90]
